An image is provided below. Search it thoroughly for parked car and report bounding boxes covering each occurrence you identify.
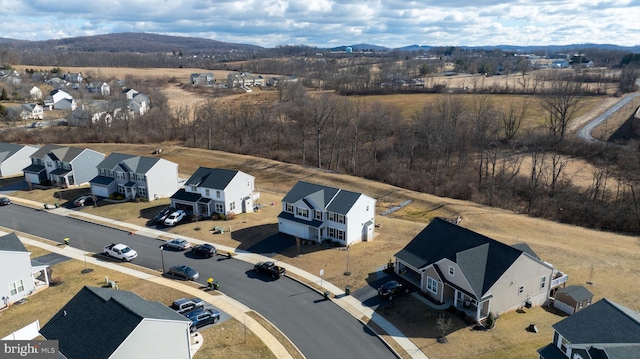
[378,280,409,300]
[103,243,138,261]
[170,297,205,314]
[164,210,186,226]
[191,244,216,258]
[185,308,220,332]
[73,195,94,207]
[254,261,286,279]
[166,264,199,281]
[0,197,11,206]
[164,238,192,251]
[153,206,176,224]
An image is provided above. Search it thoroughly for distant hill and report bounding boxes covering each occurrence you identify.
[329,44,390,52]
[0,32,263,54]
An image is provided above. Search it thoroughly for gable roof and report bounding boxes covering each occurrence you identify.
[185,167,240,190]
[31,144,85,162]
[0,232,28,253]
[96,152,162,174]
[511,242,540,260]
[0,142,29,162]
[553,298,640,345]
[40,286,188,359]
[395,217,527,297]
[556,285,593,302]
[282,181,365,214]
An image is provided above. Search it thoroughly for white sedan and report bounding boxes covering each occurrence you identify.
[164,238,192,251]
[164,210,186,226]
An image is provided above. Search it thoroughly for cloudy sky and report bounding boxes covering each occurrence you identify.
[1,0,639,48]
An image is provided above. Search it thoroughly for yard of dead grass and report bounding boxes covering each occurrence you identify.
[0,244,272,359]
[8,143,640,359]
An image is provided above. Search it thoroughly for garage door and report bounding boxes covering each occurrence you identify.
[24,173,40,184]
[91,186,109,198]
[279,220,308,239]
[554,300,574,315]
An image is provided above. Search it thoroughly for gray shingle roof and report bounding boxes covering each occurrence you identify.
[553,298,640,345]
[31,144,85,163]
[185,167,239,190]
[40,286,189,359]
[0,232,28,252]
[96,152,161,174]
[557,285,593,302]
[511,242,540,260]
[282,181,363,214]
[0,142,28,162]
[394,217,524,298]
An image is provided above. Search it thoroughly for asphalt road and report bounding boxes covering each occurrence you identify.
[0,204,394,359]
[576,93,640,142]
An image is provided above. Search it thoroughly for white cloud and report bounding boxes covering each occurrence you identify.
[0,0,637,47]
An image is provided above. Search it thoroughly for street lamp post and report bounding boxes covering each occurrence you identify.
[159,245,165,274]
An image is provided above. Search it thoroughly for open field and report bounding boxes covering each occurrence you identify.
[8,142,640,358]
[0,245,271,359]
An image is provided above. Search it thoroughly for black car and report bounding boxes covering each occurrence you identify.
[378,280,409,300]
[153,206,176,224]
[166,264,199,281]
[73,195,94,207]
[191,244,216,258]
[0,197,11,206]
[185,308,220,332]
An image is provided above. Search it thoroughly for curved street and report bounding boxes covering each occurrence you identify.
[576,93,640,143]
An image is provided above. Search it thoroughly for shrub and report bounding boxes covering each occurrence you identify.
[226,211,236,220]
[446,305,457,314]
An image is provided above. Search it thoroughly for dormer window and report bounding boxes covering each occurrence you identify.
[286,203,293,213]
[296,208,309,218]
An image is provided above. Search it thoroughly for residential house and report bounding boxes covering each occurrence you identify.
[277,181,376,246]
[40,286,193,359]
[64,72,83,83]
[0,232,49,307]
[538,298,640,359]
[45,77,68,87]
[68,103,113,127]
[0,69,21,85]
[18,103,44,120]
[0,142,39,177]
[86,81,111,96]
[29,86,43,100]
[190,73,214,85]
[553,285,594,315]
[44,89,77,111]
[90,153,179,201]
[393,218,568,321]
[170,167,259,216]
[122,88,139,99]
[23,144,104,187]
[128,92,149,116]
[267,75,298,87]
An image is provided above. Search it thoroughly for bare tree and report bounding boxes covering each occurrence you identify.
[527,147,546,214]
[500,98,528,142]
[436,313,453,341]
[539,75,585,140]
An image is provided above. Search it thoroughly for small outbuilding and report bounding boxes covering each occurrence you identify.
[553,285,594,315]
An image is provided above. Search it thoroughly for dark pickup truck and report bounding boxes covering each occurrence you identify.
[254,261,286,279]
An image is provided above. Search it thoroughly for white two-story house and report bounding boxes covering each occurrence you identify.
[0,232,49,307]
[89,153,179,201]
[278,181,376,246]
[170,167,259,216]
[22,144,104,187]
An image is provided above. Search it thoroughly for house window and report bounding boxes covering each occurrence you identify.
[63,163,70,170]
[9,279,24,296]
[328,212,335,221]
[587,298,591,305]
[336,230,345,240]
[296,208,309,218]
[230,202,235,211]
[366,205,369,211]
[215,203,224,213]
[205,189,210,196]
[518,286,524,295]
[560,336,569,353]
[117,185,125,194]
[115,171,125,180]
[449,266,455,276]
[540,276,546,289]
[190,186,197,192]
[336,214,345,224]
[426,277,438,295]
[216,191,221,198]
[286,203,293,213]
[138,187,147,197]
[578,302,583,309]
[315,210,323,220]
[136,174,146,182]
[46,161,52,167]
[328,227,335,238]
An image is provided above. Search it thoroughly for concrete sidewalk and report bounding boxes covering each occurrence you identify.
[10,195,429,359]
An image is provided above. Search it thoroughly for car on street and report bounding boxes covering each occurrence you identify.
[164,209,186,226]
[170,297,205,314]
[191,243,216,258]
[166,264,199,281]
[164,238,192,251]
[152,206,176,224]
[103,243,138,261]
[185,308,220,332]
[73,195,94,207]
[254,261,286,279]
[377,280,409,300]
[0,197,11,206]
